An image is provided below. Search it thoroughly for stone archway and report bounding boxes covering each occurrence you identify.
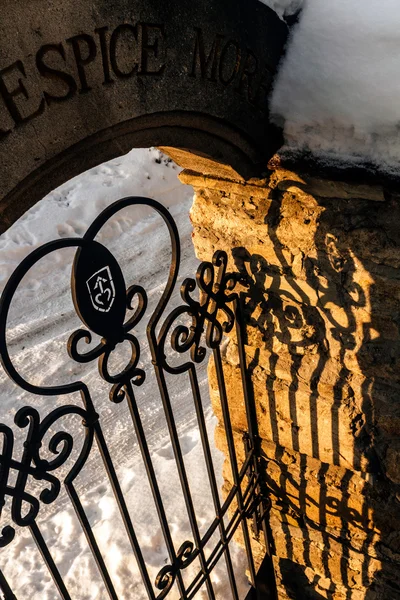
[0,0,287,232]
[0,2,290,598]
[4,2,400,599]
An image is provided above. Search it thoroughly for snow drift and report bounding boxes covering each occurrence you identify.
[269,0,400,177]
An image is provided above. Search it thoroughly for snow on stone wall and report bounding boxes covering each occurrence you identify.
[264,0,400,178]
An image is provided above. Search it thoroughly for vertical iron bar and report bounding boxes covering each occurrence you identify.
[93,422,156,600]
[145,194,215,598]
[152,365,216,600]
[188,366,239,600]
[234,297,278,599]
[66,483,119,600]
[77,389,154,598]
[124,380,187,599]
[0,569,17,600]
[29,522,72,600]
[212,345,257,587]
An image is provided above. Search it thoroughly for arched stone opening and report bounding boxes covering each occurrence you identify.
[0,0,288,232]
[0,110,281,232]
[2,1,400,599]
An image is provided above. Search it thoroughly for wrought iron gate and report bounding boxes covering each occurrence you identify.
[0,198,277,600]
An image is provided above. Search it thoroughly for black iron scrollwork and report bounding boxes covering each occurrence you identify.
[0,196,275,600]
[0,238,100,553]
[0,405,94,547]
[68,280,148,403]
[155,541,197,599]
[158,250,238,374]
[68,229,148,404]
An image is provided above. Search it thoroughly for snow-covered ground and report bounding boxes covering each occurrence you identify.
[266,0,400,177]
[0,149,249,600]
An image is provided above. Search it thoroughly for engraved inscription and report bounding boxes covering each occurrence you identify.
[0,21,268,139]
[189,28,273,110]
[0,21,167,137]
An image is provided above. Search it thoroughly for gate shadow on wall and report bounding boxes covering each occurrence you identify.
[223,184,400,599]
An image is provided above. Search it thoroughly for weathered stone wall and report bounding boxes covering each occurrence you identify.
[180,167,400,599]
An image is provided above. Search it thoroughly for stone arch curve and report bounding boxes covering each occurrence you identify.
[0,0,287,232]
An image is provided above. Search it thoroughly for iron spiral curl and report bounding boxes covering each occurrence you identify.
[158,250,238,374]
[0,405,94,546]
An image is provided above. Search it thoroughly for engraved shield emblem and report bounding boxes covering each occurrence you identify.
[86,266,116,313]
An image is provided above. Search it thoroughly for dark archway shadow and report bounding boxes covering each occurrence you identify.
[0,111,264,234]
[279,561,327,599]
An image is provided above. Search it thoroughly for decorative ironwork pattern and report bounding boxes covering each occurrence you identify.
[0,197,276,600]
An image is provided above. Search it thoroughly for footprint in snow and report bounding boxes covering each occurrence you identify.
[156,433,198,460]
[57,220,86,238]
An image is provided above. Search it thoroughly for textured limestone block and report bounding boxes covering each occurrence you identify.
[183,167,400,599]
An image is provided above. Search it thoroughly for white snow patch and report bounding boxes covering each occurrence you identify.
[0,148,185,291]
[270,0,400,175]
